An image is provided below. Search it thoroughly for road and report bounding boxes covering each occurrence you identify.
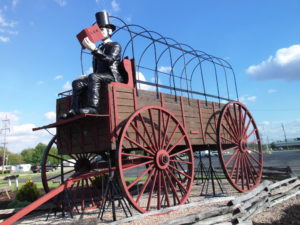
[263,150,300,174]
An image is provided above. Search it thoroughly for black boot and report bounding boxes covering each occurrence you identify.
[60,109,77,119]
[79,107,98,114]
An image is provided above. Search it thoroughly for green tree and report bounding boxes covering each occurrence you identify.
[31,143,46,165]
[8,153,23,165]
[21,148,34,164]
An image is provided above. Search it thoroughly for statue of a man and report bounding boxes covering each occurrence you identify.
[61,11,122,119]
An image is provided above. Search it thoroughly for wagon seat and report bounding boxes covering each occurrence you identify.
[111,57,135,89]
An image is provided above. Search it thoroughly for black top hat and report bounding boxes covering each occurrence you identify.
[95,11,116,31]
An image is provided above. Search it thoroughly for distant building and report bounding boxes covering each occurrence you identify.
[273,137,300,149]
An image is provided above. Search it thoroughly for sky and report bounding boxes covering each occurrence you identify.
[0,0,300,153]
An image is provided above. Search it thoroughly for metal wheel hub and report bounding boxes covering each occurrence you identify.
[156,150,170,170]
[239,139,247,152]
[74,158,91,172]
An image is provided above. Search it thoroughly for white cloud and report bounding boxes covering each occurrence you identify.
[267,89,277,94]
[54,0,67,7]
[239,95,257,104]
[0,35,9,42]
[246,45,300,81]
[111,0,120,12]
[63,81,72,91]
[158,66,172,73]
[54,75,63,80]
[136,72,154,91]
[0,111,20,123]
[258,119,300,143]
[0,13,17,28]
[0,111,56,153]
[44,112,56,122]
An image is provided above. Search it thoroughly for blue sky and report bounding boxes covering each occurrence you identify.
[0,0,300,153]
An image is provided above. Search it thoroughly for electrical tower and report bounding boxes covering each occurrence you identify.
[1,115,10,174]
[281,123,288,150]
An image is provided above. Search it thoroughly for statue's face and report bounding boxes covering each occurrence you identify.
[101,27,112,40]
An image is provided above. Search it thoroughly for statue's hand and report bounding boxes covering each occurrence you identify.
[82,37,96,51]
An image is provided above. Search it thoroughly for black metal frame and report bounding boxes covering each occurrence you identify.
[61,16,239,105]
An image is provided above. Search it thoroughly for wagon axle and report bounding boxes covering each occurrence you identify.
[156,150,170,170]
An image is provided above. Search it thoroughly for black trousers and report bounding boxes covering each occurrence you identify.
[71,73,114,112]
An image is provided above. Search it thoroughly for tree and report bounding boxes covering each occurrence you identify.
[8,153,23,165]
[21,148,34,164]
[31,143,46,165]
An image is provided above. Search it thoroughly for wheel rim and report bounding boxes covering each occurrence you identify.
[217,101,263,192]
[118,106,194,213]
[41,135,106,211]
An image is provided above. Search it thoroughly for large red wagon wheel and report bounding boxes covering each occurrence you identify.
[41,135,106,211]
[217,101,263,192]
[117,106,194,213]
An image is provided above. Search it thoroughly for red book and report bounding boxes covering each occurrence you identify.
[77,24,104,48]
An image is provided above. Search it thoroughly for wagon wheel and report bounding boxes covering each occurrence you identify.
[217,101,263,192]
[41,135,106,211]
[117,106,194,213]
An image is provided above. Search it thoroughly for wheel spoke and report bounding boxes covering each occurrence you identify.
[161,171,170,207]
[165,123,180,150]
[167,134,186,153]
[123,160,153,171]
[246,148,261,155]
[166,168,188,194]
[169,164,192,179]
[222,145,239,152]
[146,169,158,211]
[124,135,155,156]
[225,149,239,167]
[136,167,156,203]
[128,164,155,189]
[161,114,171,149]
[46,169,75,182]
[221,136,238,145]
[244,153,260,176]
[122,152,154,160]
[229,151,240,178]
[226,110,240,139]
[246,128,257,140]
[234,153,241,184]
[222,124,238,142]
[170,148,190,158]
[148,109,159,150]
[138,113,157,152]
[157,170,162,210]
[224,113,239,139]
[48,154,75,165]
[163,170,180,203]
[130,122,156,153]
[244,153,258,183]
[246,151,262,167]
[170,159,192,165]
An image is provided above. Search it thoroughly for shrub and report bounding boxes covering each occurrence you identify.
[7,200,30,209]
[91,174,109,189]
[16,180,40,202]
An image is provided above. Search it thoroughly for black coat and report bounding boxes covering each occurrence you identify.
[92,41,123,82]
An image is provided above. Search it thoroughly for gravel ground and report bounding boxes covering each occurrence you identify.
[2,179,300,225]
[252,194,300,225]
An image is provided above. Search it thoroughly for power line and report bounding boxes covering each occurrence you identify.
[1,115,10,174]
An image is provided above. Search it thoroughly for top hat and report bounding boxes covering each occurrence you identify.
[95,11,116,31]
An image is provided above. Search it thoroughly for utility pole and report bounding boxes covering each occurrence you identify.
[281,123,288,150]
[1,115,10,174]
